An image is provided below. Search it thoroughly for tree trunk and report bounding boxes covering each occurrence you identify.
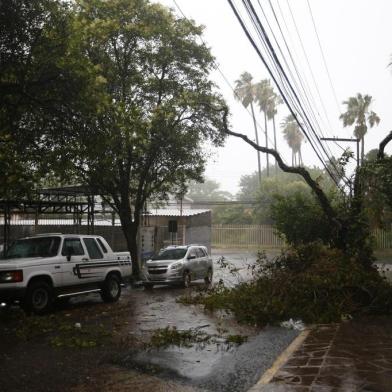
[361,136,365,164]
[118,210,140,278]
[273,116,278,175]
[264,111,269,177]
[250,102,262,185]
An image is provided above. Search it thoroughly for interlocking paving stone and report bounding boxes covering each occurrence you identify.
[264,317,392,391]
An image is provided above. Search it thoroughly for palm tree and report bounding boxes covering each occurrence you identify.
[256,79,272,177]
[256,79,283,176]
[340,93,380,165]
[234,72,261,185]
[266,89,283,174]
[281,114,304,166]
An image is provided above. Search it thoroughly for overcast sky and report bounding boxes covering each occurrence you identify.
[157,0,392,194]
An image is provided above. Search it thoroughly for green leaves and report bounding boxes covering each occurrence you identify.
[340,93,380,141]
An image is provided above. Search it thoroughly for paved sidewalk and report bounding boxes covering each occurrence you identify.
[253,316,392,391]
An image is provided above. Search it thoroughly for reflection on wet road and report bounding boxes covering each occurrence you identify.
[119,248,297,392]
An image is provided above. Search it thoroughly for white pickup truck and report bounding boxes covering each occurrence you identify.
[0,233,132,314]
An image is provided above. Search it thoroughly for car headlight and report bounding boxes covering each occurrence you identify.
[170,262,183,270]
[0,270,23,283]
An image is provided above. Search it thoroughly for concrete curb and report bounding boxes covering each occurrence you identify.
[247,328,311,392]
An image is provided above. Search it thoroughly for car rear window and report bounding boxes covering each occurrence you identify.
[83,238,103,259]
[96,238,108,253]
[152,248,187,260]
[61,238,85,256]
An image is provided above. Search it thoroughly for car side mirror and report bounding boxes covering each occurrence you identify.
[66,247,74,262]
[188,255,196,260]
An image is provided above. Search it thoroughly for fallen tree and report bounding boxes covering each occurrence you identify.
[210,105,392,266]
[182,107,392,323]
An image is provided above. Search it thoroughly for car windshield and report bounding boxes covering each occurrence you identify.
[3,237,61,259]
[151,248,187,260]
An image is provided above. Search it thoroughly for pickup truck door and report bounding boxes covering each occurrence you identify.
[61,238,93,287]
[78,238,107,282]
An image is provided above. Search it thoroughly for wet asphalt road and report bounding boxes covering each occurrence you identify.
[117,248,298,392]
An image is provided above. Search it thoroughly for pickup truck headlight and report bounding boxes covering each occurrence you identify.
[170,262,183,270]
[0,270,23,283]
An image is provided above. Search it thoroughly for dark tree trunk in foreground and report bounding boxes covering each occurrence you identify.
[113,197,141,278]
[378,131,392,159]
[120,219,140,278]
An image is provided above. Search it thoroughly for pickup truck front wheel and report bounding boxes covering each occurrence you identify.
[23,280,53,315]
[101,274,121,303]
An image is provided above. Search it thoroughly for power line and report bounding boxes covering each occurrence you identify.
[306,0,341,115]
[228,0,348,188]
[269,0,346,155]
[243,0,350,185]
[171,0,278,154]
[283,0,337,140]
[259,0,338,161]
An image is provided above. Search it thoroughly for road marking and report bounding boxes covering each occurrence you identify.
[247,328,311,391]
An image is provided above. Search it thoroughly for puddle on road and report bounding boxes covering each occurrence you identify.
[116,250,297,392]
[120,328,298,392]
[127,343,232,379]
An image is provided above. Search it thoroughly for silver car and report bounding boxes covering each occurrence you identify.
[141,245,213,289]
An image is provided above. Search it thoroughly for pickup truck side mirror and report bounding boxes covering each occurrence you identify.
[187,255,196,260]
[66,247,74,262]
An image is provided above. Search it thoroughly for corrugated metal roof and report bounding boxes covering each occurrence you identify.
[146,209,210,217]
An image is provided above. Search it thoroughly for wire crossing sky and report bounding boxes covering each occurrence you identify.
[158,0,392,194]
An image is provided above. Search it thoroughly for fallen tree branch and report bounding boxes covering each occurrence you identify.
[213,105,338,222]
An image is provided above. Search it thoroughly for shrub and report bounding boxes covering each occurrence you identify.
[196,243,392,325]
[270,192,335,246]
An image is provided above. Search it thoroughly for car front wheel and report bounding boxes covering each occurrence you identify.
[204,268,213,285]
[23,280,54,315]
[182,271,191,288]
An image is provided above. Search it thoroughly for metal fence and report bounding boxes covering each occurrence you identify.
[212,224,284,248]
[373,228,392,250]
[212,224,392,250]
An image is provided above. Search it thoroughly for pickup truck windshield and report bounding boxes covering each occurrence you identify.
[4,237,61,259]
[152,248,187,260]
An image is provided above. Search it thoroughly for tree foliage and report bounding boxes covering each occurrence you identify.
[340,93,380,163]
[1,0,227,276]
[187,179,232,202]
[193,243,392,325]
[47,0,226,274]
[281,114,304,166]
[361,153,392,228]
[0,0,103,198]
[233,71,262,183]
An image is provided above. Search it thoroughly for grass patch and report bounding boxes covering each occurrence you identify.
[1,308,113,349]
[146,326,248,349]
[147,326,211,349]
[225,334,248,345]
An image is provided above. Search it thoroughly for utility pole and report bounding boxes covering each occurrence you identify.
[320,137,360,168]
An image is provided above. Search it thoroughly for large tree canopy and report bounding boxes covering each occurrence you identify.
[0,0,103,197]
[49,0,227,274]
[1,0,227,275]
